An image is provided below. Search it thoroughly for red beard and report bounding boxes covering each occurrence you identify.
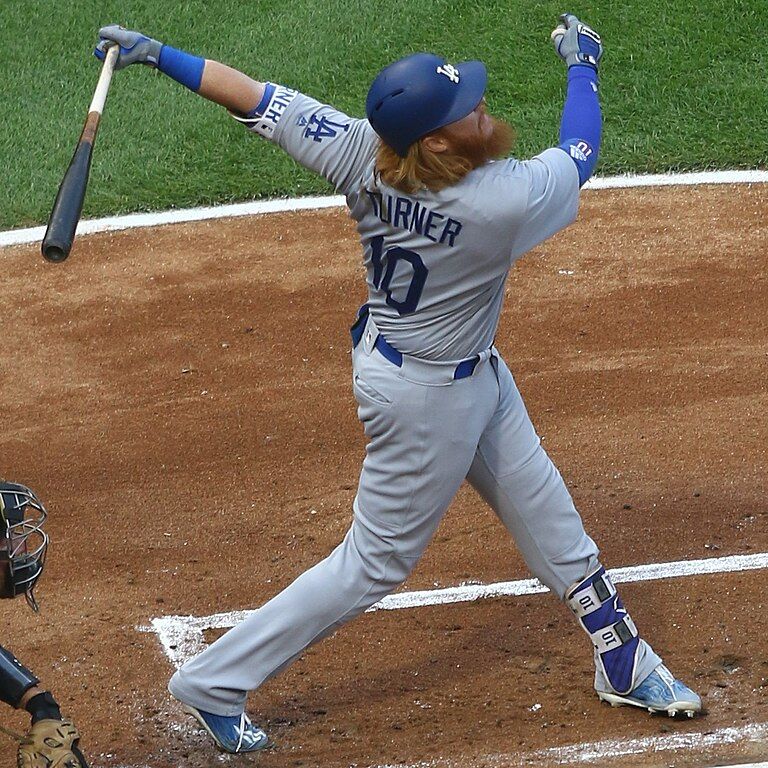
[447,115,515,169]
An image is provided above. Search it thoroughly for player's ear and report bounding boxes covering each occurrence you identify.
[421,133,449,154]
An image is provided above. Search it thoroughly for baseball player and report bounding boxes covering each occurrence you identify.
[96,14,702,753]
[0,482,89,767]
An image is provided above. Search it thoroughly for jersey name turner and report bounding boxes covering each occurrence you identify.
[365,191,463,247]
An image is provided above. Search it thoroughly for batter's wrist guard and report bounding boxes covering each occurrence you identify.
[565,565,640,695]
[157,45,205,92]
[0,645,39,708]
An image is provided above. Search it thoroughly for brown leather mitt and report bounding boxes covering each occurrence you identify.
[17,719,88,768]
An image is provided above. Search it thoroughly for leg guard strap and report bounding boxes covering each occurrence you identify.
[0,644,39,708]
[566,565,640,695]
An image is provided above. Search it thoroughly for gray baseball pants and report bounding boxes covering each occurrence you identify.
[169,321,659,715]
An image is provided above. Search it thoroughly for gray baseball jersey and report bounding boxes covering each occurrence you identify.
[246,85,579,361]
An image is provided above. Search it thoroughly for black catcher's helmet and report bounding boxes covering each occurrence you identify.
[0,482,48,611]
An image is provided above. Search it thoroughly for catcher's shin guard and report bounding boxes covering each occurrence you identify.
[566,565,640,695]
[0,644,39,708]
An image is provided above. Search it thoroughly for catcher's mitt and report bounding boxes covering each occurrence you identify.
[17,719,88,768]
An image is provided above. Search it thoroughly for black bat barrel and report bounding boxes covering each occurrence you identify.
[41,114,98,263]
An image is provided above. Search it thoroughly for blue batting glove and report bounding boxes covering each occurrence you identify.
[94,25,162,70]
[551,13,603,70]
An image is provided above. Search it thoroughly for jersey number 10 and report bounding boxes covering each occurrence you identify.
[370,235,428,316]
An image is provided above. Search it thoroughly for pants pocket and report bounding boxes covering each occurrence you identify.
[353,374,392,406]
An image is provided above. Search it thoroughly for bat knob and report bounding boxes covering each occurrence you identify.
[41,226,73,264]
[41,242,70,263]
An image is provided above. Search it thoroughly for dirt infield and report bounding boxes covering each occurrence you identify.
[1,183,766,767]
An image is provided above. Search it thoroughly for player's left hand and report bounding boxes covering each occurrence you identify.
[17,719,89,768]
[551,13,603,70]
[94,24,162,70]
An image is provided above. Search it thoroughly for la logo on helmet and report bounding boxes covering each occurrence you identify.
[436,64,460,83]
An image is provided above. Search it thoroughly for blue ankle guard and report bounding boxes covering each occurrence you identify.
[566,565,640,695]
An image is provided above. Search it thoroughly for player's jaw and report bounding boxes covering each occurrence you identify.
[430,103,515,169]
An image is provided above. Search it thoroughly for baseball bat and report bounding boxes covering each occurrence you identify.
[42,44,120,263]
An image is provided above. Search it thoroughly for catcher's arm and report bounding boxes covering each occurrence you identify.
[95,25,265,114]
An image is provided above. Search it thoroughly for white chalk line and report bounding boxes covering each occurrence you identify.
[141,551,768,669]
[103,731,768,768]
[99,727,768,768]
[3,169,767,248]
[0,194,346,249]
[372,723,768,767]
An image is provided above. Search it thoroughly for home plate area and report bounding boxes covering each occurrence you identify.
[146,552,768,767]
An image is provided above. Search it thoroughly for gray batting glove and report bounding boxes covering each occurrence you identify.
[551,13,603,70]
[94,25,162,70]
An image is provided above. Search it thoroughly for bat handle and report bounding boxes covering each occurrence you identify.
[90,44,120,115]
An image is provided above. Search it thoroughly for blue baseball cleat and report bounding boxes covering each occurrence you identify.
[597,663,702,717]
[182,704,270,753]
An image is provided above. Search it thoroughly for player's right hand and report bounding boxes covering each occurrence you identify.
[550,14,603,70]
[94,25,162,70]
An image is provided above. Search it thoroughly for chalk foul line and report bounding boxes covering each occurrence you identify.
[141,550,768,669]
[372,723,768,767]
[105,727,768,768]
[3,169,767,248]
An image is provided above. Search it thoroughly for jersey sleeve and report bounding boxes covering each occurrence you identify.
[509,147,581,260]
[236,83,378,195]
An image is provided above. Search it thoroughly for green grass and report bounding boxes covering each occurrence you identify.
[2,0,766,228]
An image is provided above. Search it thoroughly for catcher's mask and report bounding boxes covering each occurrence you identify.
[0,481,48,611]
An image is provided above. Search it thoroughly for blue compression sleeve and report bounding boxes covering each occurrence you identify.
[558,65,602,186]
[157,45,205,92]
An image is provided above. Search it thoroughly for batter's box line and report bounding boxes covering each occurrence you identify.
[372,723,768,767]
[140,551,768,668]
[103,726,768,768]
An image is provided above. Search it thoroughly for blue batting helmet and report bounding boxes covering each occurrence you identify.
[366,53,488,157]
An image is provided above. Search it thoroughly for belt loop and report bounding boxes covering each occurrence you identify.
[489,345,500,377]
[362,320,379,355]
